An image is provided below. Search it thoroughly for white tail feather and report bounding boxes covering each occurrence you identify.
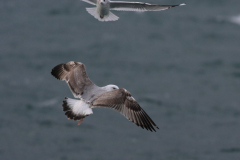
[105,11,119,21]
[66,98,93,116]
[86,7,100,20]
[86,7,119,22]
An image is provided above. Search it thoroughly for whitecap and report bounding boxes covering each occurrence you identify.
[229,15,240,25]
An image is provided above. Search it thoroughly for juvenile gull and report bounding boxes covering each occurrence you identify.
[81,0,186,21]
[51,61,159,132]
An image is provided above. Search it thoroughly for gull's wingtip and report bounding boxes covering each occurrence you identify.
[180,3,186,6]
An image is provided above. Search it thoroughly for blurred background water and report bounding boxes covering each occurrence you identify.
[1,0,240,159]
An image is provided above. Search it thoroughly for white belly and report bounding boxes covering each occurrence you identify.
[97,3,109,17]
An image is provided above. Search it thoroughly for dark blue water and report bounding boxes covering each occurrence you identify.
[1,0,240,159]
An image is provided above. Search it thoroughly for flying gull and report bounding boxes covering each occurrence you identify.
[81,0,186,21]
[51,61,159,132]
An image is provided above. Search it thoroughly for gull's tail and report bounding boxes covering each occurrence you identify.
[86,7,119,22]
[62,97,93,121]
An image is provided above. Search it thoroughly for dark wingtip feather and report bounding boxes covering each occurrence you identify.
[51,63,64,80]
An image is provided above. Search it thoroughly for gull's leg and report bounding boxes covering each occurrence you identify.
[78,119,83,126]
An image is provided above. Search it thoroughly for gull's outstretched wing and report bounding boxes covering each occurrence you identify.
[82,0,97,5]
[51,61,95,98]
[110,1,185,11]
[92,88,159,132]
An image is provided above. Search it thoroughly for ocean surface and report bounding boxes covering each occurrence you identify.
[1,0,240,159]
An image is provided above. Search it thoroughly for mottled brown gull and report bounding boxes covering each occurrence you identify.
[51,61,159,132]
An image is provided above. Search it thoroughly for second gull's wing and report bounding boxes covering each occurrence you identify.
[82,0,97,5]
[110,1,185,12]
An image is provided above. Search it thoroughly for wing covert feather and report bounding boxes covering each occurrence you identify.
[92,88,159,131]
[51,61,95,98]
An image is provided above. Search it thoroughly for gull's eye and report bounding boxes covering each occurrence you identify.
[113,87,116,89]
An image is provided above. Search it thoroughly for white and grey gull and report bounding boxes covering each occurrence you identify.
[51,61,159,132]
[81,0,186,21]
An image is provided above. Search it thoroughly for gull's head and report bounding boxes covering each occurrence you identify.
[103,84,119,92]
[100,0,107,5]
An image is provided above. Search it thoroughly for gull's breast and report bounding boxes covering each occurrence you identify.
[97,3,109,17]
